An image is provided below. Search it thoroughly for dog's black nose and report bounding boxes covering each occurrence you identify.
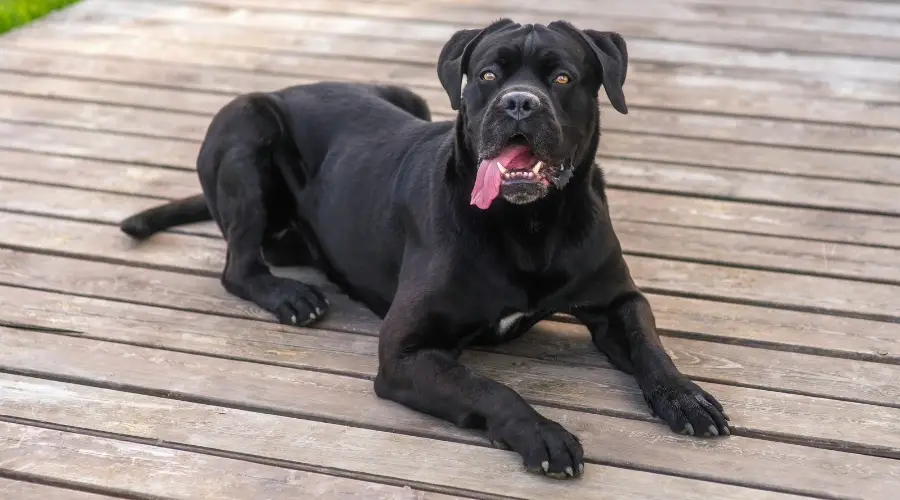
[500,91,540,120]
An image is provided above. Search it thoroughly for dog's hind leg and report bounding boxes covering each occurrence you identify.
[202,94,330,326]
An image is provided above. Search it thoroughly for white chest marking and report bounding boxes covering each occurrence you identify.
[497,312,527,336]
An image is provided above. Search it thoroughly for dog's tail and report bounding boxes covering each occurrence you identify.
[119,194,211,240]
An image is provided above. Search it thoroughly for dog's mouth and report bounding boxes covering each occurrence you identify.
[471,136,568,209]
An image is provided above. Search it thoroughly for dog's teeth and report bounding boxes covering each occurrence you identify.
[497,162,507,173]
[532,161,544,174]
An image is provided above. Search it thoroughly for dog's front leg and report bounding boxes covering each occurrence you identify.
[373,284,584,478]
[575,289,731,438]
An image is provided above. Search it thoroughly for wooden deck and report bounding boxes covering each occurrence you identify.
[0,0,898,498]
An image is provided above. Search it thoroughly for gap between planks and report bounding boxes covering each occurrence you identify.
[3,66,899,163]
[2,177,900,289]
[5,95,900,217]
[1,248,897,411]
[3,226,899,367]
[0,476,130,500]
[1,334,898,499]
[4,22,900,157]
[29,0,900,83]
[2,207,900,324]
[0,422,475,500]
[0,360,823,500]
[7,33,900,110]
[81,0,900,60]
[2,72,900,204]
[1,268,899,450]
[3,145,900,255]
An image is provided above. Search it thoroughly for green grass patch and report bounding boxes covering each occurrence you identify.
[0,0,82,35]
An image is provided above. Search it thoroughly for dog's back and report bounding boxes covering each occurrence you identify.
[262,83,452,312]
[120,82,433,242]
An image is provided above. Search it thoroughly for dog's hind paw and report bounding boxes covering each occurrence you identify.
[643,376,732,438]
[274,286,329,326]
[489,415,584,480]
[248,279,330,327]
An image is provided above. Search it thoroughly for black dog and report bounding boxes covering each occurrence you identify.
[120,19,730,479]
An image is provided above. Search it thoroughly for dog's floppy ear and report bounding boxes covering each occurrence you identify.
[551,21,629,114]
[437,18,516,110]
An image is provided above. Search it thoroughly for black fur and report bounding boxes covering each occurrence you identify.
[119,20,730,479]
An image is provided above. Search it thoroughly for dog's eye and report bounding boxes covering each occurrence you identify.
[554,74,571,85]
[480,71,497,81]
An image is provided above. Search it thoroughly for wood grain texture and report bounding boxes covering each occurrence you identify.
[4,256,900,412]
[4,241,897,365]
[4,53,900,160]
[0,344,819,500]
[6,72,900,173]
[4,71,900,210]
[7,29,900,107]
[0,478,116,500]
[3,81,900,218]
[0,207,900,360]
[3,210,899,320]
[0,179,216,235]
[1,0,899,499]
[4,131,900,247]
[42,0,900,63]
[4,246,899,409]
[2,46,898,185]
[4,178,899,285]
[225,0,900,39]
[0,121,198,167]
[94,0,900,55]
[2,340,898,499]
[0,422,469,500]
[2,288,899,461]
[0,150,199,199]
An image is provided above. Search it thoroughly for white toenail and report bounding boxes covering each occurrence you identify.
[309,313,316,320]
[290,315,297,324]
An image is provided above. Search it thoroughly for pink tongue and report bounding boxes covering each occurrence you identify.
[470,145,532,210]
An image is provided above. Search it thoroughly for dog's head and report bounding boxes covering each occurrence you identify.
[438,19,628,209]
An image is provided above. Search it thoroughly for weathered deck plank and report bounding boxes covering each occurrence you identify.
[0,334,818,500]
[7,243,900,364]
[2,285,899,460]
[3,210,900,320]
[4,57,900,159]
[3,87,900,214]
[1,0,898,497]
[3,246,898,364]
[2,337,897,500]
[0,478,118,500]
[6,127,900,249]
[0,422,469,500]
[4,180,900,286]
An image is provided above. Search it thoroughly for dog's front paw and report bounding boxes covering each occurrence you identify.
[643,376,731,437]
[490,416,584,479]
